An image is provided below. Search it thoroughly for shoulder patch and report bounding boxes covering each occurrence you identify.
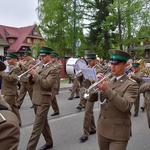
[51,63,57,68]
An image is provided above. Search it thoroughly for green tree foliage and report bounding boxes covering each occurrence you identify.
[36,0,150,59]
[105,0,150,53]
[37,0,86,58]
[30,40,41,58]
[78,0,114,59]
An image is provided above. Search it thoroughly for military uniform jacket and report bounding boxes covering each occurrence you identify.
[0,65,21,96]
[131,71,144,86]
[20,59,36,82]
[52,61,62,97]
[29,62,60,106]
[0,98,20,150]
[98,74,139,141]
[139,83,150,129]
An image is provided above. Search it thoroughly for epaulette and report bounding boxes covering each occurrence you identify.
[128,77,136,83]
[51,63,57,68]
[0,113,6,124]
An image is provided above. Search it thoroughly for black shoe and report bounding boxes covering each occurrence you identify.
[18,106,21,109]
[74,96,80,98]
[89,130,96,135]
[30,105,34,108]
[68,97,73,100]
[51,112,59,116]
[140,107,145,112]
[38,144,53,150]
[134,113,138,117]
[76,105,82,110]
[79,135,88,142]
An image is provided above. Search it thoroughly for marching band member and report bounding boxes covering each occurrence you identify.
[50,52,62,116]
[68,55,81,100]
[26,46,60,150]
[0,53,21,125]
[0,60,20,150]
[139,82,150,129]
[129,62,144,117]
[16,51,36,109]
[0,89,20,150]
[79,53,108,142]
[97,49,139,150]
[68,76,80,100]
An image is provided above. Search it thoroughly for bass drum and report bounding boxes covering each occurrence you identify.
[66,58,87,77]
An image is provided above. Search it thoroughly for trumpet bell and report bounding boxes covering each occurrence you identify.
[80,87,90,100]
[83,93,90,99]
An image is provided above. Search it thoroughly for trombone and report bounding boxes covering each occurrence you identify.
[17,61,41,81]
[80,72,112,99]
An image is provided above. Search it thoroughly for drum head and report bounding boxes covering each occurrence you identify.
[65,58,87,76]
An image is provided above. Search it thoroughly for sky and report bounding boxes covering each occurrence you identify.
[0,0,39,27]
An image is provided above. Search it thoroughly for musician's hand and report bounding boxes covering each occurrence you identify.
[130,72,135,77]
[97,73,103,81]
[19,60,24,66]
[28,65,34,69]
[29,69,36,75]
[97,79,108,91]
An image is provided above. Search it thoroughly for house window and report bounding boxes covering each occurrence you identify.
[33,39,39,44]
[8,38,15,44]
[33,31,39,36]
[27,38,31,44]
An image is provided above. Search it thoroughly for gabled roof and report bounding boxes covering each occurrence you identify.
[0,24,43,52]
[0,35,9,46]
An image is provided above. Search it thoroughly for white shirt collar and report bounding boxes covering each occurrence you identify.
[116,74,125,80]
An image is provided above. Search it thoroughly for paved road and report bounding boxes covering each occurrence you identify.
[18,82,150,150]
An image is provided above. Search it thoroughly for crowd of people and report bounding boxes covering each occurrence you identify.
[67,50,150,150]
[0,47,150,150]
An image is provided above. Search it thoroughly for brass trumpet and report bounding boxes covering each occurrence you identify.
[17,61,41,81]
[80,72,112,99]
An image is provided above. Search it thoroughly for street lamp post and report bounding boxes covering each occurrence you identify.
[72,0,76,57]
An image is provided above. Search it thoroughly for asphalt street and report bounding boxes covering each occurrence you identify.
[18,81,150,150]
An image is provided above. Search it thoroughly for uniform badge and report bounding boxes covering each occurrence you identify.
[0,113,6,124]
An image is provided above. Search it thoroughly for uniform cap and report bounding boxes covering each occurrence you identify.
[84,50,90,55]
[39,46,54,56]
[51,52,59,58]
[75,55,81,58]
[6,53,18,59]
[24,52,32,56]
[132,63,140,67]
[86,53,96,61]
[109,49,131,64]
[147,59,150,63]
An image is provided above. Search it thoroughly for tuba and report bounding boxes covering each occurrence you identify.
[139,59,150,77]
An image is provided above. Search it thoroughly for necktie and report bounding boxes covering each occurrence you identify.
[113,78,117,83]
